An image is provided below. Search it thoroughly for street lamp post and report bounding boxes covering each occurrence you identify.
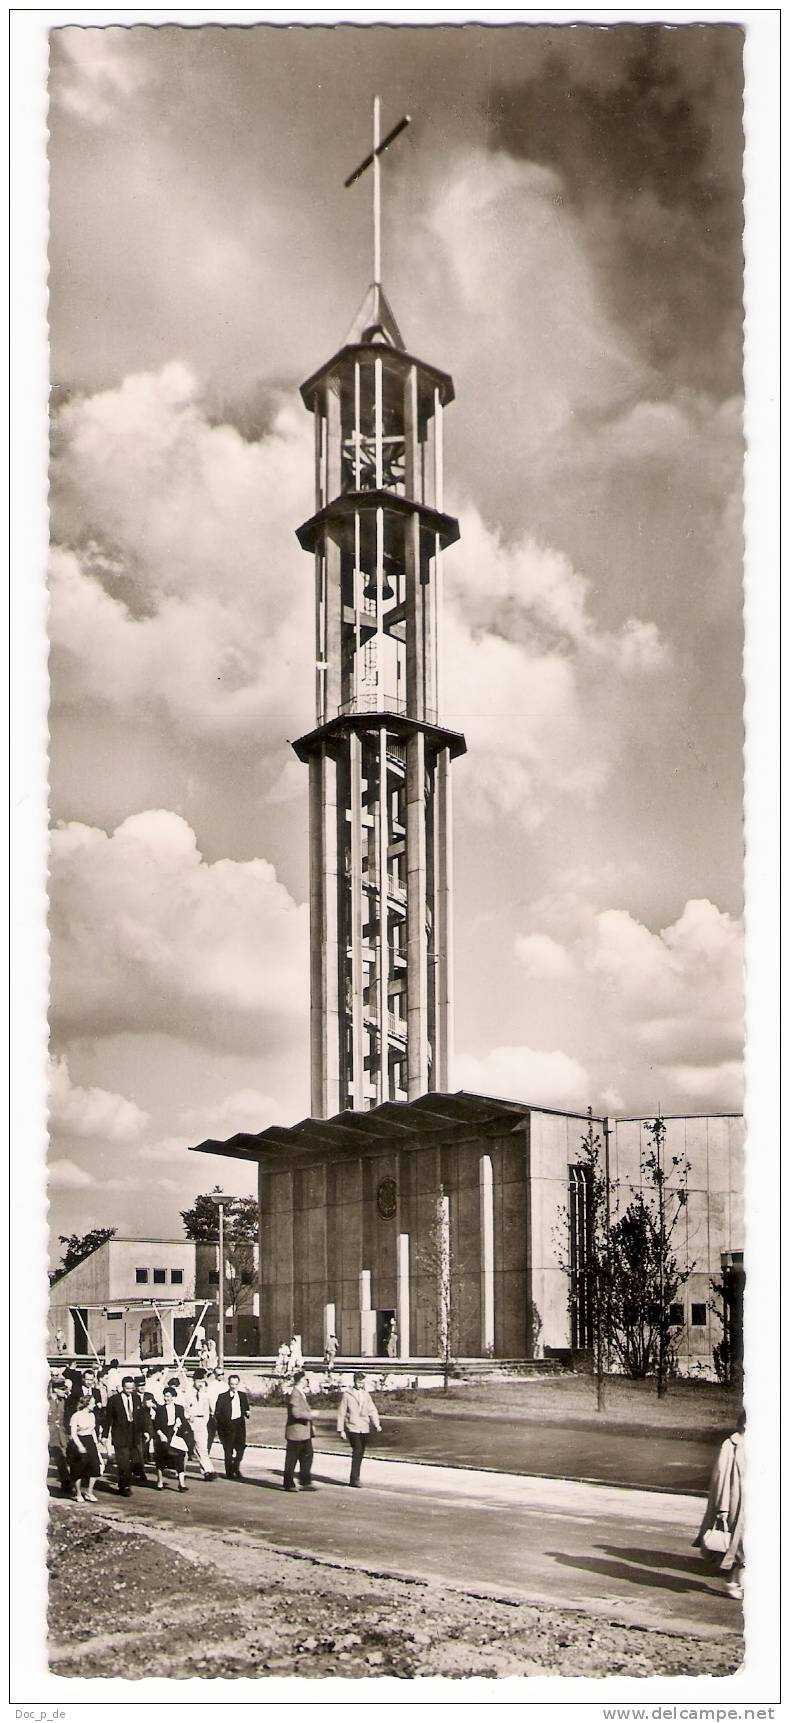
[209,1193,235,1371]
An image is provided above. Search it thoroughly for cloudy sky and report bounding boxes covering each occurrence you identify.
[46,19,745,1248]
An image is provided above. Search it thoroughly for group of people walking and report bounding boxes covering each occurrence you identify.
[48,1361,253,1498]
[48,1359,383,1498]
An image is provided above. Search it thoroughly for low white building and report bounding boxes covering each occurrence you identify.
[49,1236,261,1362]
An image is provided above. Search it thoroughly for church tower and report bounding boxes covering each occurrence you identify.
[292,104,466,1119]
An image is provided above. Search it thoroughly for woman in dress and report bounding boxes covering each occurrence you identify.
[152,1385,192,1492]
[693,1407,745,1599]
[67,1389,102,1502]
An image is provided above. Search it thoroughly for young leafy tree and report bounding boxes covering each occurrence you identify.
[607,1116,693,1396]
[51,1226,117,1283]
[181,1189,259,1317]
[554,1111,613,1412]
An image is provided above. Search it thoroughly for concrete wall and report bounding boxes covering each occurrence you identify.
[609,1115,745,1374]
[259,1128,533,1358]
[256,1108,744,1368]
[48,1243,111,1354]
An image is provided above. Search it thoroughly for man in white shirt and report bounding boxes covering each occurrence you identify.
[184,1368,216,1481]
[337,1371,382,1487]
[214,1373,250,1479]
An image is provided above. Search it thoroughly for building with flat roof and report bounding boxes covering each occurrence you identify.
[48,1235,259,1361]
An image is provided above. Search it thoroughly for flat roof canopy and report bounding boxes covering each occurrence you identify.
[189,1089,607,1168]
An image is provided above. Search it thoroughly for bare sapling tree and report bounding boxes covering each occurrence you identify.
[554,1110,613,1413]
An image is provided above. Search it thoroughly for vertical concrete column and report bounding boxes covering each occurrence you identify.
[434,388,444,512]
[432,532,442,722]
[324,536,342,719]
[257,1162,267,1353]
[359,1268,375,1353]
[437,1190,451,1358]
[375,506,384,703]
[325,376,342,498]
[314,402,323,508]
[403,363,419,500]
[324,1302,336,1347]
[479,1154,495,1354]
[309,746,341,1119]
[315,549,326,725]
[434,747,452,1091]
[308,752,325,1117]
[374,356,383,489]
[406,730,428,1097]
[376,726,389,1102]
[349,730,365,1106]
[353,361,361,490]
[397,1232,411,1357]
[404,512,423,719]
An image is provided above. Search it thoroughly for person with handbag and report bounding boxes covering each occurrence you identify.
[693,1408,745,1599]
[283,1368,316,1491]
[152,1385,193,1492]
[336,1371,381,1487]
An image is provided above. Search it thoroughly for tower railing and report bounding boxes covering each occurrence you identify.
[337,692,438,725]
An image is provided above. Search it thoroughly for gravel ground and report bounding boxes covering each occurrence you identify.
[47,1502,743,1681]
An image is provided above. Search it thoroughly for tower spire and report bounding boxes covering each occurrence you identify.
[297,115,465,1119]
[344,100,411,288]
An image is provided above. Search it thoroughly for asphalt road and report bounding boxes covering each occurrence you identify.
[60,1447,741,1644]
[250,1409,721,1494]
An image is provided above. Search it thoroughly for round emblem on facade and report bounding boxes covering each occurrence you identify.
[376,1177,397,1219]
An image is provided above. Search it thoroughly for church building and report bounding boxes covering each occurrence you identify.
[193,106,744,1375]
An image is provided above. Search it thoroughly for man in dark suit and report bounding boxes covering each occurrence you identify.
[65,1365,103,1427]
[104,1373,150,1495]
[214,1373,250,1479]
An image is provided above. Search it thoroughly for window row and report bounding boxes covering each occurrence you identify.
[135,1267,184,1285]
[669,1302,709,1327]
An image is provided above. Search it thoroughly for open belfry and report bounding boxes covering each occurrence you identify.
[194,104,743,1368]
[293,108,465,1116]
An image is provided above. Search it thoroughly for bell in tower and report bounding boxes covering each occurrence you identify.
[292,103,466,1119]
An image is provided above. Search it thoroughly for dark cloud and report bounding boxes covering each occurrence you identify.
[488,25,743,396]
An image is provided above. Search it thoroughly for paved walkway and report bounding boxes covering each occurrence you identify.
[59,1446,742,1643]
[248,1408,721,1494]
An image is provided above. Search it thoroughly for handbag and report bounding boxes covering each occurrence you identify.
[702,1512,731,1555]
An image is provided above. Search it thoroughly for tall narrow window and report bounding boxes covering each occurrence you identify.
[568,1163,594,1351]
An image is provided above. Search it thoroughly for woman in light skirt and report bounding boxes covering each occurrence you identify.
[67,1391,102,1502]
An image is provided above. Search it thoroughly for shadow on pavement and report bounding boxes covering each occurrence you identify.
[549,1549,725,1597]
[602,1545,715,1577]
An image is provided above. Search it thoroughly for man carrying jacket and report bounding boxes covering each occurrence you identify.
[337,1371,382,1487]
[283,1369,316,1491]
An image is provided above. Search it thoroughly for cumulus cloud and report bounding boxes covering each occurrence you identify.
[443,507,669,825]
[514,933,575,982]
[49,364,313,749]
[455,1044,591,1111]
[511,895,744,1110]
[49,1158,95,1191]
[586,897,744,1064]
[49,810,309,1051]
[54,28,153,126]
[664,1061,743,1109]
[49,1054,149,1142]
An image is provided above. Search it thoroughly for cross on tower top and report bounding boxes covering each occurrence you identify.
[344,98,411,286]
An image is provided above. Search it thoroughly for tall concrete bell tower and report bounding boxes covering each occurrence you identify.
[292,104,466,1119]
